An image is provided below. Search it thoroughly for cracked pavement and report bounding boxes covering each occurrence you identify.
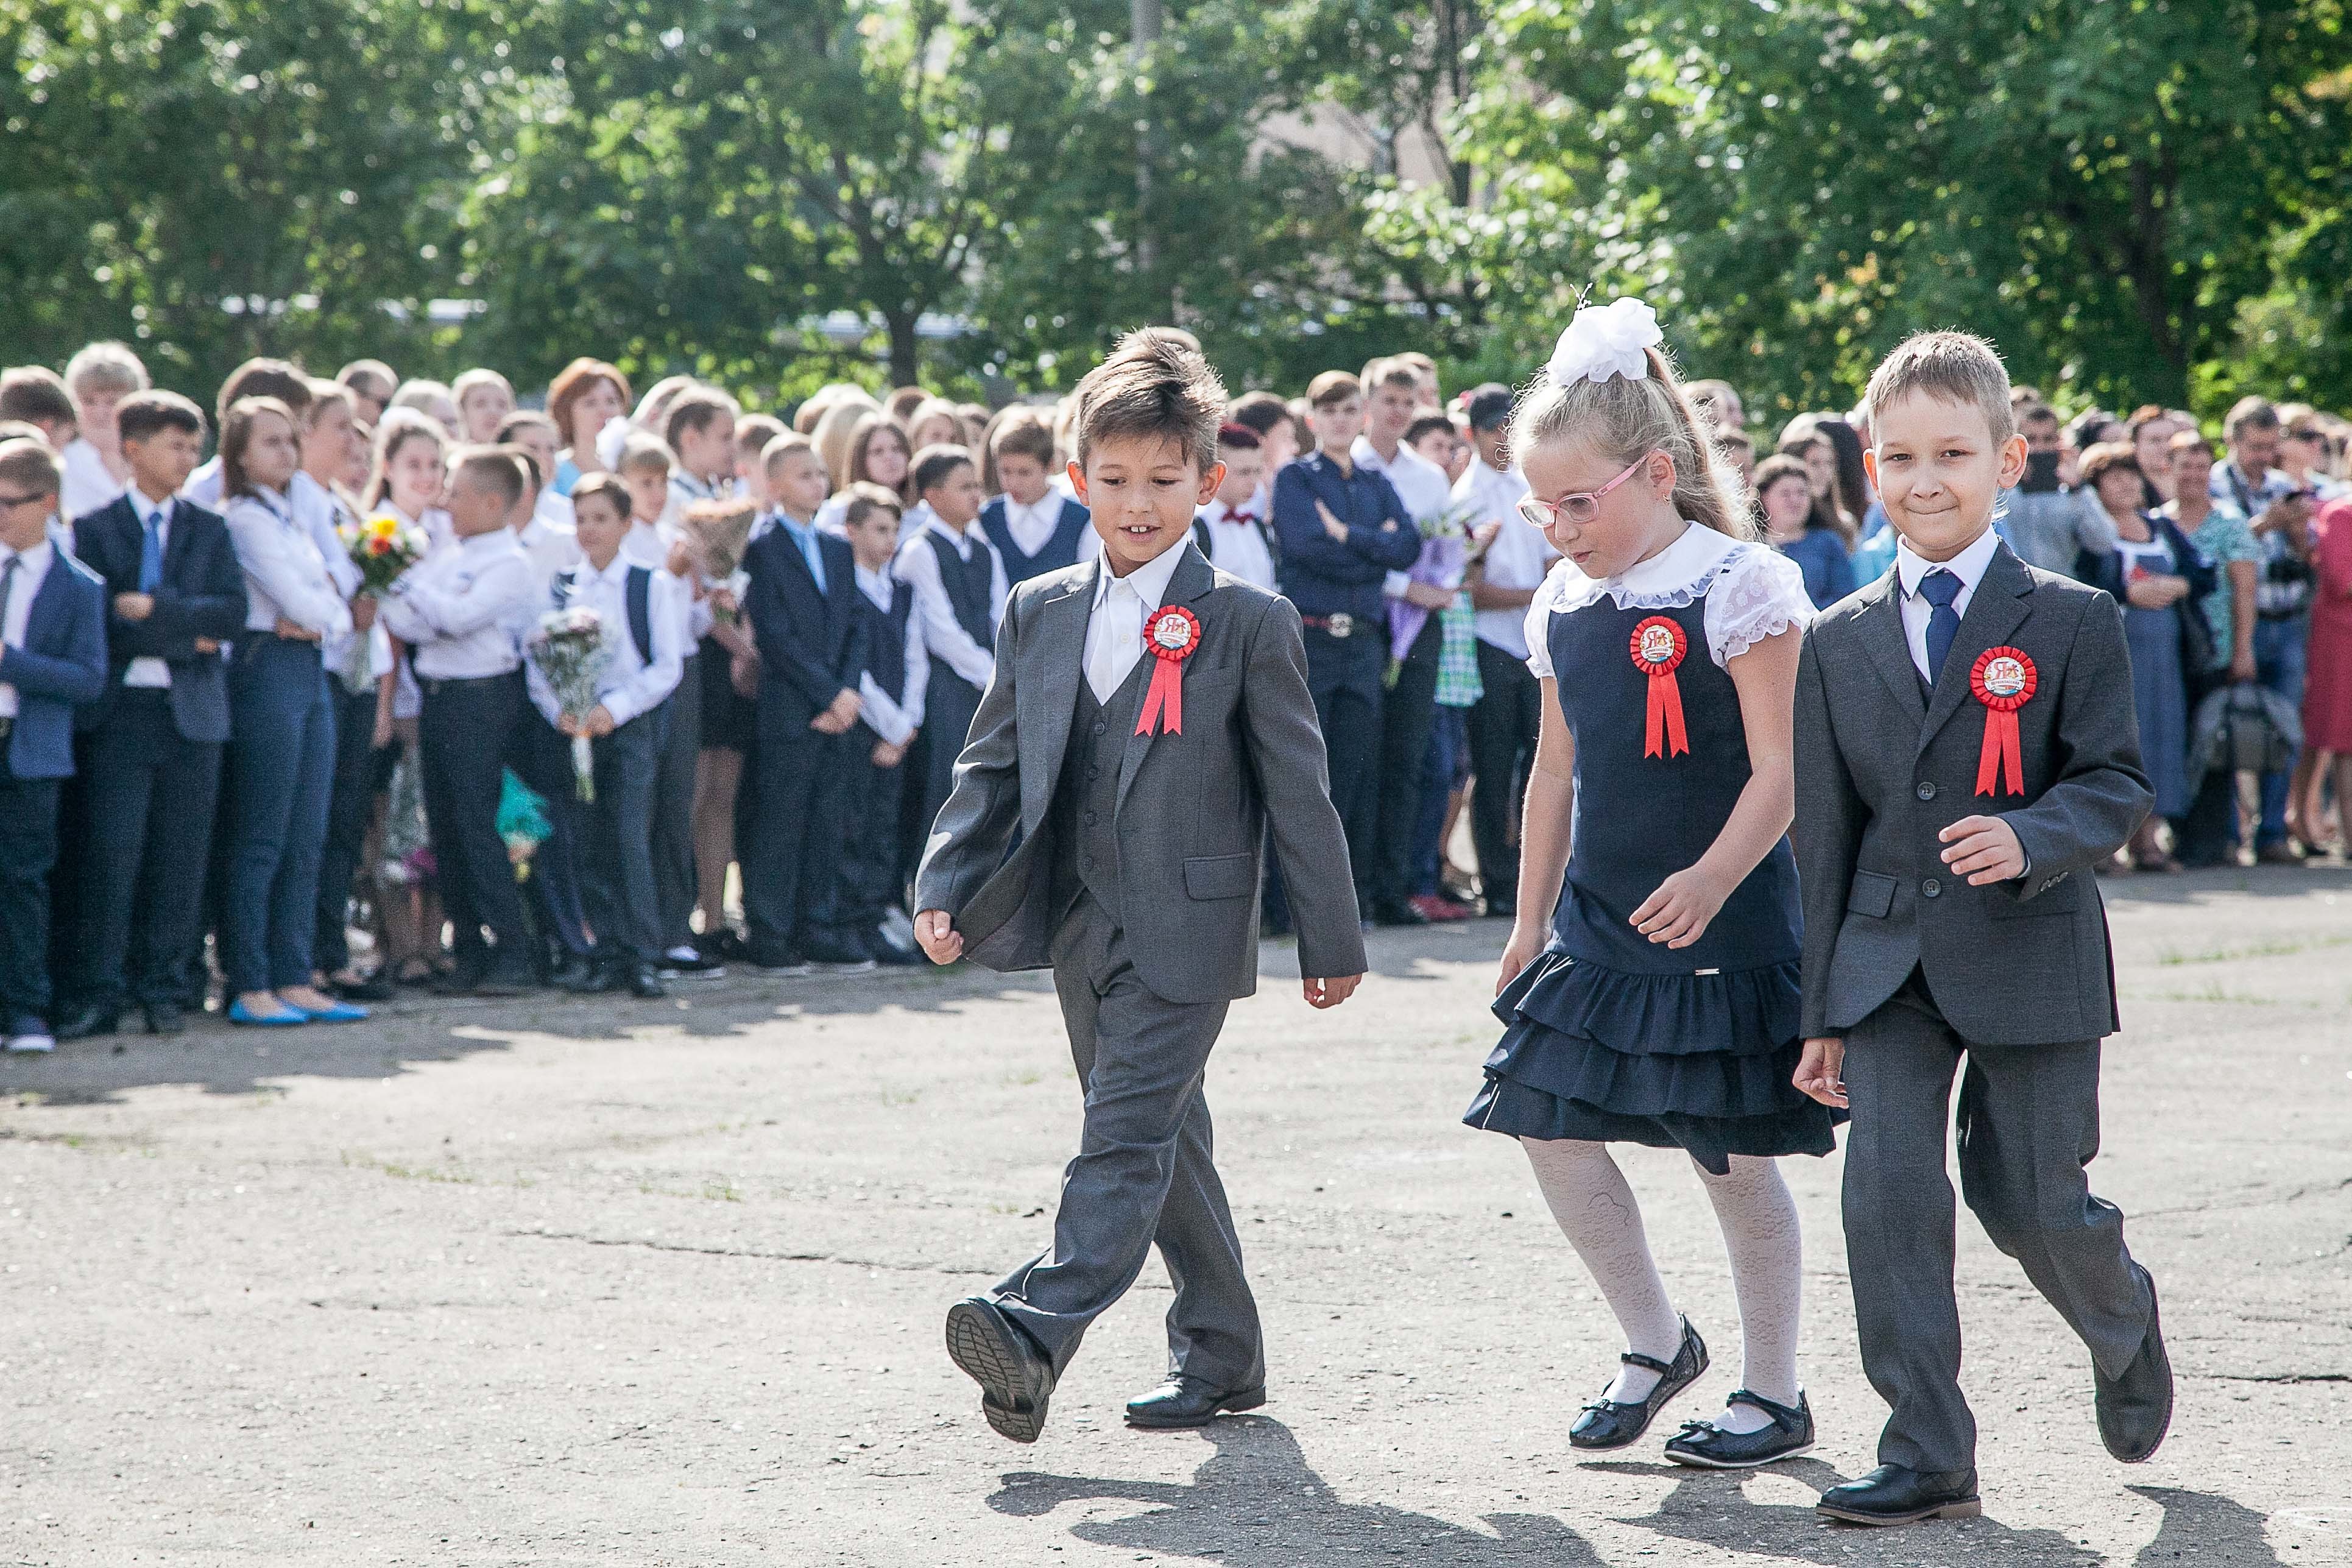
[2,869,2348,1564]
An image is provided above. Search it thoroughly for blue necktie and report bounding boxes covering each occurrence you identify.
[139,504,165,593]
[791,523,825,593]
[1918,568,1962,687]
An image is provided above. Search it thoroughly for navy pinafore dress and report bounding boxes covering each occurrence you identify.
[1464,549,1843,1172]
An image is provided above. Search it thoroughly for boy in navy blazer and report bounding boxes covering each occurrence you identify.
[0,438,108,1054]
[55,392,247,1039]
[741,436,869,971]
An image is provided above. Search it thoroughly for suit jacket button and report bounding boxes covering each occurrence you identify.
[1084,811,1097,825]
[1092,721,1106,736]
[1082,856,1096,872]
[1923,877,1942,899]
[1916,781,1937,801]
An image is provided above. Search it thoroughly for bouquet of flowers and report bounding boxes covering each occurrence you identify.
[336,509,431,692]
[682,498,758,623]
[528,606,613,802]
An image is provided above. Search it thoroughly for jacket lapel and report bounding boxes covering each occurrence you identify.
[1020,562,1097,834]
[157,498,196,583]
[1853,567,1927,728]
[1114,542,1214,814]
[1919,542,2035,749]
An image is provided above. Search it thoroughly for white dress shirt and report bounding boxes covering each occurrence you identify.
[380,526,534,680]
[1894,523,2003,683]
[60,438,125,528]
[1354,434,1452,602]
[893,521,1008,690]
[854,562,929,747]
[122,489,177,689]
[1194,498,1277,592]
[660,468,731,529]
[995,492,1101,563]
[515,514,582,588]
[1456,457,1550,657]
[1084,539,1189,704]
[0,539,56,718]
[526,551,687,729]
[622,517,713,642]
[180,455,224,510]
[225,487,353,640]
[892,498,940,549]
[291,471,364,597]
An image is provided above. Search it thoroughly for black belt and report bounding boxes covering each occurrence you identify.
[420,669,521,696]
[1301,612,1363,638]
[2257,607,2308,623]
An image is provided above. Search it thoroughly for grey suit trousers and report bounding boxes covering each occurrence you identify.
[992,893,1265,1392]
[1842,972,2153,1472]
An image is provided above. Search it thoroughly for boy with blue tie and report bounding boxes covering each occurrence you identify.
[1793,332,2170,1525]
[380,449,540,995]
[54,392,247,1040]
[978,410,1095,587]
[741,438,869,972]
[0,438,108,1054]
[529,473,686,999]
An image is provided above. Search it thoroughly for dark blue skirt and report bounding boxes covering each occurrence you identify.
[1464,949,1843,1173]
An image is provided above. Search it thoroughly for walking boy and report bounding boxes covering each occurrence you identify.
[55,392,246,1039]
[379,449,540,994]
[1792,331,2171,1525]
[916,330,1366,1443]
[529,473,685,999]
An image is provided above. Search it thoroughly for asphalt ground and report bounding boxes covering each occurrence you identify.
[2,866,2347,1565]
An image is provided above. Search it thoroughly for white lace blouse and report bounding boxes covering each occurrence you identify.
[1524,521,1814,680]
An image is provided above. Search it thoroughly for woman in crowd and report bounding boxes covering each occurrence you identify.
[2294,495,2352,853]
[547,358,632,496]
[2158,433,2259,866]
[1754,454,1856,610]
[2074,442,2217,873]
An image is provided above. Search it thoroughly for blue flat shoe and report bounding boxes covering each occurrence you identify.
[292,1000,369,1023]
[228,998,308,1028]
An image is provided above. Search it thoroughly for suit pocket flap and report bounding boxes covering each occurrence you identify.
[1184,853,1255,902]
[1846,871,1898,919]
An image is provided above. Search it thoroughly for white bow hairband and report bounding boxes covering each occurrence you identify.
[1547,297,1664,388]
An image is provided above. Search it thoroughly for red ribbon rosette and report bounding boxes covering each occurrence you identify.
[1969,646,2037,796]
[1628,615,1690,758]
[1134,604,1202,736]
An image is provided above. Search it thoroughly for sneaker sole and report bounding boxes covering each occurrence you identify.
[1664,1439,1815,1470]
[1817,1497,1982,1526]
[946,1302,1046,1444]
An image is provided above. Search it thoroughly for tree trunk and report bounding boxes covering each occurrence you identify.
[885,307,921,389]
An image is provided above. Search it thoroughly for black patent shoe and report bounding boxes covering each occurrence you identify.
[1569,1316,1707,1451]
[1125,1375,1267,1429]
[1664,1388,1816,1468]
[1817,1464,1982,1525]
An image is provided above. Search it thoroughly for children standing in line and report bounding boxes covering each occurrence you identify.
[978,410,1095,587]
[1793,331,2169,1525]
[1469,299,1834,1470]
[741,443,869,972]
[1457,383,1547,920]
[1190,423,1277,592]
[378,450,540,995]
[892,445,1003,875]
[529,473,687,999]
[837,483,926,964]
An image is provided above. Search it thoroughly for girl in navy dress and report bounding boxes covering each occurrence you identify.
[1466,298,1839,1468]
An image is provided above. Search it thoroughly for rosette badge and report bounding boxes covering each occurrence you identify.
[1629,615,1690,758]
[1970,646,2038,796]
[1134,605,1202,737]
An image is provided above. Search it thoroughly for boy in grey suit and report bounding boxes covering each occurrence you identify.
[915,330,1367,1444]
[1792,332,2174,1525]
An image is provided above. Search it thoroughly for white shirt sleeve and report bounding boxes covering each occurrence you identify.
[604,570,687,727]
[894,534,995,690]
[384,548,535,641]
[227,497,355,638]
[1521,560,1574,680]
[1704,545,1815,666]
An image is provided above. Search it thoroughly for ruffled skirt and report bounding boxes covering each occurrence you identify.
[1463,949,1843,1174]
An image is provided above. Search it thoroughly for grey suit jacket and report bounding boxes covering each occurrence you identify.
[914,542,1366,1005]
[1792,542,2153,1046]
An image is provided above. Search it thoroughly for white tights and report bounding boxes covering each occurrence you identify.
[1520,1137,1803,1433]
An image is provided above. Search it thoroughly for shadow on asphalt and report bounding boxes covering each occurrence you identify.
[987,1419,2289,1566]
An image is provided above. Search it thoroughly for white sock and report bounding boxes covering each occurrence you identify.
[1522,1137,1682,1403]
[1692,1154,1804,1434]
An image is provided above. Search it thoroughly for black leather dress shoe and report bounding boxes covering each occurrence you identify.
[51,1003,119,1042]
[626,963,668,1000]
[1817,1464,1982,1525]
[1125,1376,1267,1429]
[1372,898,1429,927]
[546,952,596,992]
[143,1000,185,1037]
[1663,1388,1815,1468]
[471,962,537,998]
[945,1297,1056,1444]
[328,972,397,1003]
[2096,1266,2173,1463]
[1569,1316,1707,1450]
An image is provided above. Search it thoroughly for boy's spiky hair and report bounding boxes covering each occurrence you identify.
[1073,328,1228,474]
[1862,331,2016,445]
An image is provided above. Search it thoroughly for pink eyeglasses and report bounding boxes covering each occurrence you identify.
[1515,454,1652,530]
